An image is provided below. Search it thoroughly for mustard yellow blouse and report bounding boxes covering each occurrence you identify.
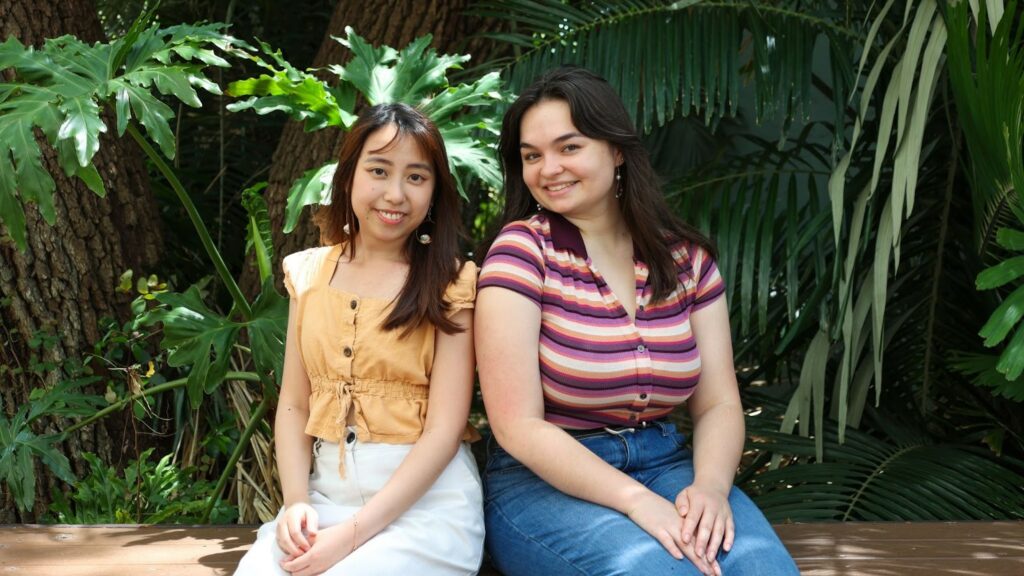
[282,244,479,476]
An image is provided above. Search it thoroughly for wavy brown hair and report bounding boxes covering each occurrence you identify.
[482,67,716,303]
[315,103,466,334]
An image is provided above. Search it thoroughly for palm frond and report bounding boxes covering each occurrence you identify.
[743,396,1024,522]
[472,0,862,134]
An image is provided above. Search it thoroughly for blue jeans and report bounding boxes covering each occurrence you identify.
[483,422,798,576]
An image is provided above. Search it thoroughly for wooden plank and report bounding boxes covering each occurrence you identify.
[795,558,1024,576]
[2,522,1023,575]
[0,564,238,576]
[0,525,257,546]
[774,521,1024,541]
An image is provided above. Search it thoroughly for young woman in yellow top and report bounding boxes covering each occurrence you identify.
[235,103,483,576]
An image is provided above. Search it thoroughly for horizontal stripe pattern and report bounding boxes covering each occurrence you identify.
[479,214,725,429]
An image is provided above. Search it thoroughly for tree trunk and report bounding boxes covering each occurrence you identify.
[0,0,162,522]
[242,0,508,294]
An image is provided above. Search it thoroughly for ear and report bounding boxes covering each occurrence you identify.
[613,148,624,167]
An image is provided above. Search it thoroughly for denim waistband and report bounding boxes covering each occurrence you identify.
[563,419,672,440]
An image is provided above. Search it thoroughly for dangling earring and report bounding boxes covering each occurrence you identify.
[343,223,351,235]
[615,167,623,199]
[536,202,543,212]
[417,205,433,245]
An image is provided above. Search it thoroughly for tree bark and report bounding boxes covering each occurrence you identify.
[243,0,508,294]
[0,0,162,522]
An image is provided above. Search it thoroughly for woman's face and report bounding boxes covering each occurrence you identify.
[518,99,622,220]
[349,124,434,251]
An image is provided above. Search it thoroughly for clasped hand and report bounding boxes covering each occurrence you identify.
[627,490,723,576]
[676,482,735,569]
[276,502,356,576]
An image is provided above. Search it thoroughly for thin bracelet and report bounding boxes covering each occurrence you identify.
[351,514,359,553]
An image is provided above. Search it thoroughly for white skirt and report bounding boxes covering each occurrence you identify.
[234,433,485,575]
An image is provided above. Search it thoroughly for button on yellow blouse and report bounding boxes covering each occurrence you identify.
[283,244,480,477]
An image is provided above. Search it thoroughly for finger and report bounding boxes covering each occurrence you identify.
[280,552,308,573]
[723,513,736,552]
[658,528,684,561]
[712,557,723,576]
[305,508,319,536]
[277,529,301,558]
[680,540,714,576]
[682,499,704,544]
[695,509,717,558]
[290,523,311,553]
[706,514,725,561]
[676,488,690,515]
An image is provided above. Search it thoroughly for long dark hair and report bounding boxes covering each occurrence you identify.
[485,67,716,303]
[316,103,465,334]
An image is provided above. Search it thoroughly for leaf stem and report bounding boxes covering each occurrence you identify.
[62,371,261,437]
[201,394,272,523]
[127,123,254,320]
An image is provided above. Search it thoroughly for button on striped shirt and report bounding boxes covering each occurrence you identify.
[478,213,725,429]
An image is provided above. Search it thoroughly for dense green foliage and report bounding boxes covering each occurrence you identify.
[1,0,1022,523]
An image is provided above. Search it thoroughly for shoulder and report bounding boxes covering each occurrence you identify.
[668,239,715,276]
[495,215,547,243]
[443,260,480,314]
[282,245,335,297]
[487,215,550,259]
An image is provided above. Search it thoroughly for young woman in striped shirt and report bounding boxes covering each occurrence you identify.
[476,67,797,576]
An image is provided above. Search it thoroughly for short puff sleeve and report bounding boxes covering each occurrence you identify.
[690,244,725,310]
[443,261,479,318]
[478,221,546,307]
[281,247,324,300]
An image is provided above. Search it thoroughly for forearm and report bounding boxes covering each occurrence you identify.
[690,401,744,493]
[495,418,652,515]
[348,425,465,546]
[275,405,314,506]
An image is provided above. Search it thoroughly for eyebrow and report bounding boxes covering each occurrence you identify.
[364,156,433,172]
[520,132,583,149]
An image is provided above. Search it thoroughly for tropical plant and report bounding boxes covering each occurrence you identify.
[740,391,1024,522]
[47,448,237,524]
[945,0,1024,398]
[1,9,510,520]
[477,0,1024,518]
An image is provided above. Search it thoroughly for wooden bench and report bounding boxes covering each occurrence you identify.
[2,522,1022,575]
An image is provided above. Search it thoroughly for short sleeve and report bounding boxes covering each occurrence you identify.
[281,253,299,299]
[281,247,325,300]
[691,245,725,310]
[443,261,479,317]
[478,221,546,307]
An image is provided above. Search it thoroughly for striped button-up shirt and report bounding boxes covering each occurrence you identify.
[478,213,725,429]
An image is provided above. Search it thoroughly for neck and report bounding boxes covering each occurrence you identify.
[563,203,629,244]
[348,234,409,264]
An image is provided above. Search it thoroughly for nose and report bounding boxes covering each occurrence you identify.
[382,179,406,204]
[540,154,563,178]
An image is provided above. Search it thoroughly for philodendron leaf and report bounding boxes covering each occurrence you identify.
[150,285,240,408]
[0,20,250,251]
[284,162,337,233]
[248,278,288,393]
[242,183,274,283]
[226,39,354,131]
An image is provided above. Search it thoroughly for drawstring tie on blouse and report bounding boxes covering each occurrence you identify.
[333,379,354,478]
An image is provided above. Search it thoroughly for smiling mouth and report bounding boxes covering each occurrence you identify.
[544,181,578,192]
[375,209,406,223]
